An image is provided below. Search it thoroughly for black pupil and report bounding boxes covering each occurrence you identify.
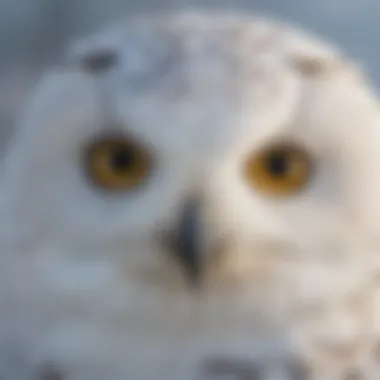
[109,147,135,171]
[267,151,290,177]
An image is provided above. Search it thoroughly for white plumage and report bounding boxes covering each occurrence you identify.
[1,10,380,380]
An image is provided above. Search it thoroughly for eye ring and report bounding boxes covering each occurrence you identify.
[85,135,153,192]
[243,142,313,197]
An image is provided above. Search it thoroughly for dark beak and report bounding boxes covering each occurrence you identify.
[172,198,203,285]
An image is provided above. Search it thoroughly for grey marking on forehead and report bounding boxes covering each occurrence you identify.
[68,12,344,95]
[69,22,185,93]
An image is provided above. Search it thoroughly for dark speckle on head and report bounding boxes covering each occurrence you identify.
[200,357,263,379]
[81,49,118,73]
[39,366,65,380]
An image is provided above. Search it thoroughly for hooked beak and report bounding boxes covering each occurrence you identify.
[171,197,203,285]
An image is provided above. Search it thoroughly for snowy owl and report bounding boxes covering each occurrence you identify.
[1,10,380,380]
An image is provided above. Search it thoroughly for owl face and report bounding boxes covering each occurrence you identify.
[4,13,379,291]
[2,12,380,379]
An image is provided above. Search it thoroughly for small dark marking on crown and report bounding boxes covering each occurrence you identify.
[39,366,65,380]
[81,49,118,73]
[291,56,330,77]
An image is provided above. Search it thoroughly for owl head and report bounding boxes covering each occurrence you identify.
[2,11,380,304]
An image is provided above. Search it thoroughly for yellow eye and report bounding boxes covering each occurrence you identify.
[86,136,152,191]
[243,143,312,196]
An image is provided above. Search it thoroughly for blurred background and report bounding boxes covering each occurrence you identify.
[0,0,379,149]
